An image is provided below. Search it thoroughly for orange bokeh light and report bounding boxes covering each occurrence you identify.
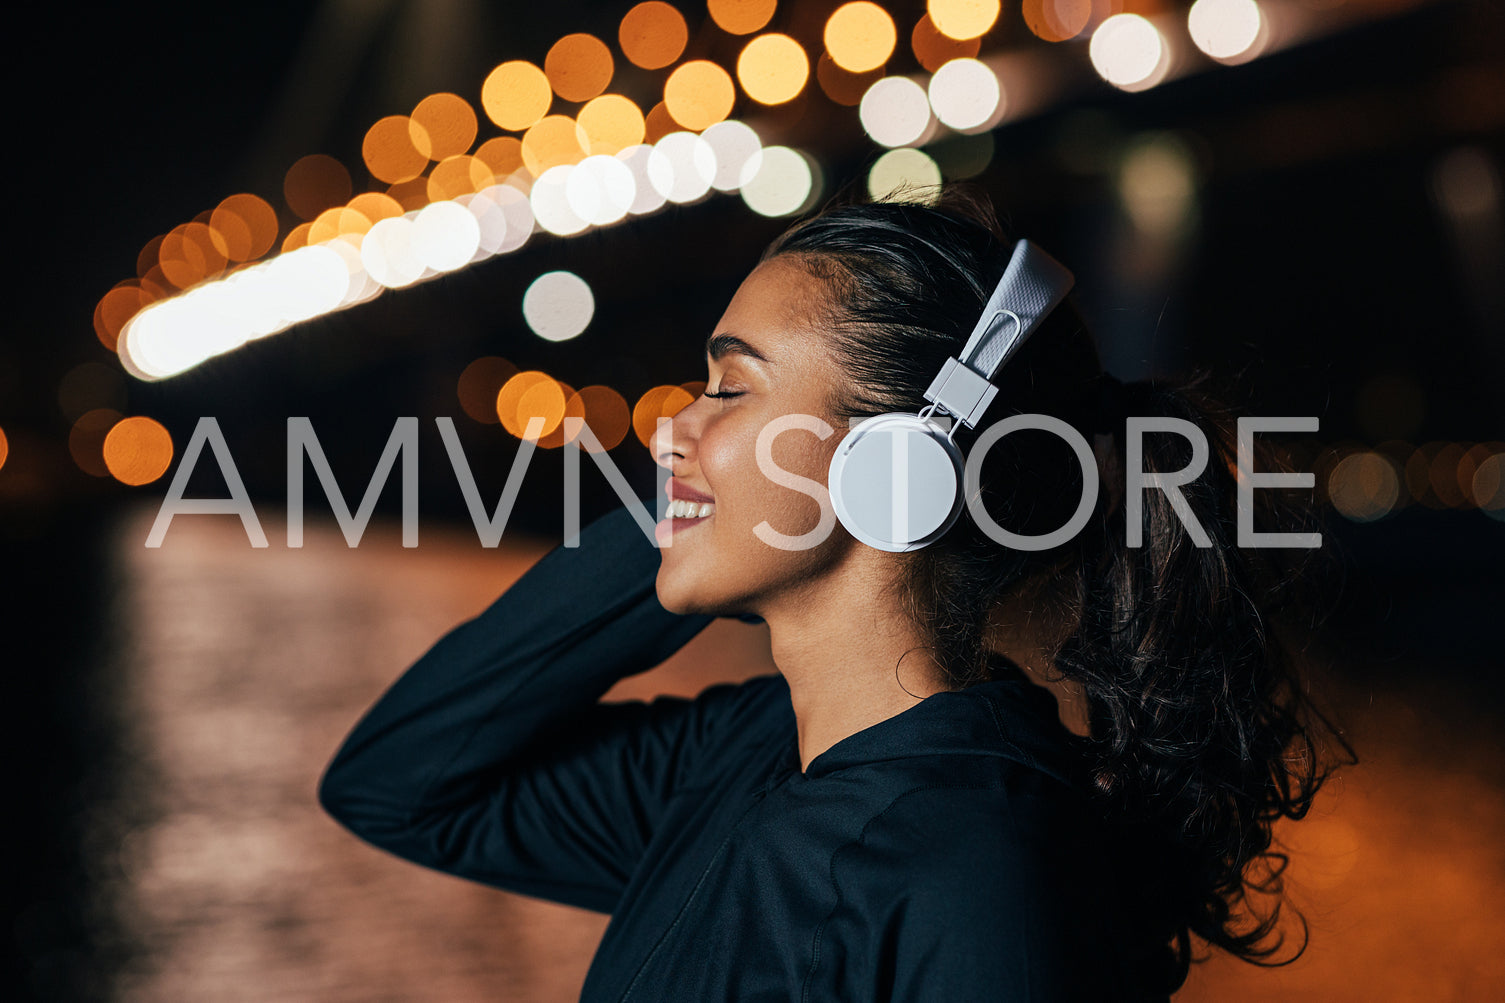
[498,371,562,440]
[619,1,688,70]
[308,206,373,246]
[927,0,1001,41]
[537,381,585,449]
[912,13,981,71]
[482,61,553,132]
[284,154,353,221]
[211,193,279,262]
[94,283,148,352]
[69,408,121,477]
[816,52,884,106]
[475,136,525,179]
[644,101,678,143]
[159,222,228,289]
[664,61,736,131]
[521,115,588,176]
[347,192,404,225]
[824,2,897,73]
[0,425,7,472]
[577,94,646,155]
[737,33,810,105]
[457,357,520,424]
[546,33,615,104]
[385,178,432,212]
[1022,0,1090,43]
[103,416,174,486]
[412,93,478,161]
[709,0,776,35]
[632,385,696,448]
[282,221,315,252]
[363,115,432,184]
[568,386,632,452]
[427,154,493,202]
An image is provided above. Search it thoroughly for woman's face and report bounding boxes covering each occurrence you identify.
[652,255,858,617]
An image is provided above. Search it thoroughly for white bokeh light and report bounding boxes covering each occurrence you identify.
[1089,15,1169,91]
[565,154,637,226]
[1188,0,1266,63]
[616,145,669,215]
[740,146,817,218]
[361,216,426,289]
[531,165,590,236]
[523,270,595,342]
[702,120,764,192]
[927,59,1002,132]
[648,132,717,204]
[867,148,942,202]
[859,77,934,148]
[413,201,482,273]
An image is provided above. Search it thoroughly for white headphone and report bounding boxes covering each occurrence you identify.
[827,239,1076,552]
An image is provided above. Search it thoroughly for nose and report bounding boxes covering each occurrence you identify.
[651,394,706,471]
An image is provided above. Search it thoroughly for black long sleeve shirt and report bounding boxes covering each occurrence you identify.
[319,501,1171,1001]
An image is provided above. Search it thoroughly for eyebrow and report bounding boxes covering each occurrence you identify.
[705,332,770,363]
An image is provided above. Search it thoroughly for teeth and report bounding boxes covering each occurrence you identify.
[669,499,715,519]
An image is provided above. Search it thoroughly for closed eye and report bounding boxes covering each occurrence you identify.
[704,389,744,399]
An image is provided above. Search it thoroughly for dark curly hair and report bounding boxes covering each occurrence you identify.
[761,186,1352,993]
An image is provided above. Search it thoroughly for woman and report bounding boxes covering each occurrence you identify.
[319,190,1340,1000]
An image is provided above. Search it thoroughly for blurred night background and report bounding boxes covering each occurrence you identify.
[3,0,1503,1000]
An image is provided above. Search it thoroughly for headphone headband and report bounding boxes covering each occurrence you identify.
[921,239,1075,430]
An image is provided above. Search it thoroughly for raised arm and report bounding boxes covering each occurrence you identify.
[317,499,731,913]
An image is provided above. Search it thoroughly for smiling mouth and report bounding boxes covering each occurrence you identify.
[667,499,716,519]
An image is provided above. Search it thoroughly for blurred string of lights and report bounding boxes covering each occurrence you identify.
[67,0,1472,504]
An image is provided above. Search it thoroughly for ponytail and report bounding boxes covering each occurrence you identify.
[1054,371,1349,982]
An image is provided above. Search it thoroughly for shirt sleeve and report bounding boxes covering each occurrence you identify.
[317,499,734,914]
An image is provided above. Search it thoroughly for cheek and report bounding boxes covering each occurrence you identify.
[703,414,836,536]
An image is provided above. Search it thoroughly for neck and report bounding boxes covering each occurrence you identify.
[759,555,951,772]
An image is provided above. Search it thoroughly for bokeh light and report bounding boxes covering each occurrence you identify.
[816,52,884,106]
[927,58,1002,131]
[1328,451,1401,522]
[868,148,942,202]
[481,61,553,131]
[386,179,432,212]
[703,120,763,191]
[616,145,670,215]
[363,116,431,184]
[546,33,615,104]
[577,94,646,155]
[284,154,353,221]
[567,386,632,452]
[413,200,481,272]
[927,0,1001,41]
[281,222,314,253]
[664,61,736,131]
[536,381,586,449]
[1089,14,1170,91]
[709,0,776,35]
[69,408,122,477]
[159,222,228,289]
[347,192,404,225]
[644,101,678,142]
[911,14,980,72]
[361,216,426,288]
[457,357,520,424]
[740,145,818,217]
[1022,0,1091,43]
[633,385,696,448]
[95,284,149,352]
[566,154,638,225]
[1188,0,1267,63]
[1428,442,1468,508]
[476,137,526,179]
[825,3,897,74]
[103,416,174,486]
[0,426,7,472]
[1472,452,1505,515]
[1119,133,1198,237]
[411,93,478,162]
[211,194,279,261]
[620,2,688,70]
[497,371,565,441]
[859,76,934,147]
[523,270,595,342]
[648,131,718,203]
[427,154,493,202]
[737,33,809,105]
[307,206,372,246]
[531,165,590,236]
[522,114,589,176]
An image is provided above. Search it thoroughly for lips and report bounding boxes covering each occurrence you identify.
[667,477,714,505]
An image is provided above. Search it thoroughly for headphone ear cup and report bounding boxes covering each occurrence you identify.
[828,412,965,552]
